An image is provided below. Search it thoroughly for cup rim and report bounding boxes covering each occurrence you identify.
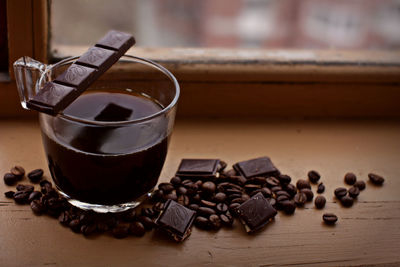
[41,55,180,126]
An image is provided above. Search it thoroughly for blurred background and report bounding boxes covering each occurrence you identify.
[52,0,400,55]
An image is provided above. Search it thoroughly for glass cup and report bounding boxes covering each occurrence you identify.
[13,55,179,212]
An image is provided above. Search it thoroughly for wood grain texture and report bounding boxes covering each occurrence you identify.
[0,119,399,267]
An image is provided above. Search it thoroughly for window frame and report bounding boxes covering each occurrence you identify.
[1,0,400,118]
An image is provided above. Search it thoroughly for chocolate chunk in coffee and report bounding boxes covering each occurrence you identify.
[176,159,220,179]
[236,192,277,233]
[307,170,320,184]
[155,199,196,242]
[368,173,385,185]
[323,213,338,225]
[233,157,280,178]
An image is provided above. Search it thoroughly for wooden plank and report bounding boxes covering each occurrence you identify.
[32,0,48,63]
[0,119,399,266]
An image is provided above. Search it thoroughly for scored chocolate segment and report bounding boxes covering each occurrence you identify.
[237,192,277,233]
[95,30,136,51]
[233,156,280,178]
[76,47,117,69]
[155,199,196,242]
[54,64,97,88]
[175,159,220,178]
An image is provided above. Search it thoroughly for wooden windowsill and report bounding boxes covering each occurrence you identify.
[0,118,399,266]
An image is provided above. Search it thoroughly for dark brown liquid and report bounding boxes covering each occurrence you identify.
[41,90,169,205]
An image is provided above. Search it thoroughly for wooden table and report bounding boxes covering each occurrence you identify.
[1,119,399,267]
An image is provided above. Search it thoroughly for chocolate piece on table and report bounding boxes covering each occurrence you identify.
[233,156,280,178]
[175,159,220,179]
[237,192,277,233]
[27,30,135,115]
[155,199,196,242]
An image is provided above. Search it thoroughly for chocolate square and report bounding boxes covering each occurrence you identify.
[96,30,136,51]
[94,103,133,121]
[233,156,280,178]
[54,64,97,89]
[237,192,277,233]
[76,47,117,69]
[155,199,196,242]
[176,159,220,178]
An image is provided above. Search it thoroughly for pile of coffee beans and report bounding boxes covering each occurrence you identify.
[2,161,386,240]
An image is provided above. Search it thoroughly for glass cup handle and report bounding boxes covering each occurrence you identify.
[13,56,51,110]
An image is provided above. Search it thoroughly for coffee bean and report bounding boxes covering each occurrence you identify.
[344,172,357,185]
[27,169,44,183]
[219,214,233,227]
[209,214,222,230]
[340,196,354,207]
[165,191,177,201]
[317,183,325,193]
[227,193,242,202]
[228,203,241,216]
[231,197,246,204]
[69,219,81,233]
[4,191,15,198]
[308,170,321,184]
[229,176,247,186]
[30,199,45,214]
[223,169,237,177]
[39,179,52,187]
[3,173,17,186]
[28,191,42,202]
[368,173,385,185]
[323,213,338,225]
[284,184,297,197]
[138,216,155,231]
[314,196,326,209]
[296,179,311,190]
[294,192,307,206]
[268,198,277,207]
[188,203,199,211]
[177,186,187,195]
[271,186,283,193]
[200,199,216,208]
[192,193,201,203]
[276,195,289,203]
[11,166,25,179]
[281,200,296,214]
[16,184,34,193]
[275,190,291,199]
[96,222,109,233]
[181,179,192,186]
[158,182,174,193]
[185,183,199,195]
[194,216,210,229]
[130,221,146,237]
[300,188,314,201]
[58,211,70,225]
[278,174,291,185]
[14,190,30,204]
[112,223,130,238]
[170,176,181,186]
[198,207,216,217]
[266,177,280,187]
[348,186,360,198]
[334,187,347,199]
[213,192,227,203]
[216,203,228,213]
[142,207,157,218]
[153,202,165,213]
[354,180,366,190]
[151,189,164,201]
[226,188,242,195]
[81,224,96,236]
[177,194,190,206]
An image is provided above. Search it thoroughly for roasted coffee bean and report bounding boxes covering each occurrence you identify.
[178,194,190,206]
[27,169,44,183]
[170,176,182,186]
[158,182,174,193]
[271,186,283,193]
[104,217,117,229]
[231,197,245,204]
[281,200,296,214]
[294,192,307,206]
[227,193,243,201]
[334,187,347,199]
[317,183,325,193]
[209,214,222,230]
[142,208,156,218]
[314,196,326,209]
[181,179,192,186]
[195,216,210,229]
[354,180,366,190]
[275,190,291,198]
[307,170,321,184]
[96,222,109,233]
[192,193,201,203]
[220,214,233,226]
[368,173,385,185]
[47,198,64,211]
[202,181,216,195]
[241,194,250,202]
[228,203,241,216]
[278,174,291,185]
[151,189,164,201]
[188,203,199,211]
[195,180,203,188]
[3,173,17,186]
[69,219,81,233]
[276,195,289,203]
[165,191,178,201]
[229,175,247,186]
[218,160,227,171]
[4,191,15,198]
[58,211,70,225]
[216,203,228,213]
[81,224,96,236]
[177,186,187,195]
[79,212,95,225]
[213,192,227,203]
[30,199,45,214]
[260,187,273,197]
[139,216,155,230]
[185,183,199,195]
[340,196,354,207]
[344,172,357,185]
[153,202,165,213]
[300,188,314,201]
[223,169,237,177]
[130,221,146,237]
[13,190,30,204]
[11,166,25,179]
[348,186,360,198]
[198,207,216,217]
[119,209,136,222]
[268,198,277,207]
[200,199,216,208]
[296,179,311,190]
[226,188,243,195]
[16,184,34,193]
[28,191,42,202]
[323,213,338,225]
[284,184,297,197]
[246,177,267,185]
[39,180,52,187]
[266,177,280,187]
[112,223,130,238]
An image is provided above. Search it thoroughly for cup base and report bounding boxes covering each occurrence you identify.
[58,190,151,213]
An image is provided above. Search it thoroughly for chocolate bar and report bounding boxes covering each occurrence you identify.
[233,156,280,178]
[175,159,220,179]
[155,199,196,242]
[237,192,277,233]
[27,30,135,115]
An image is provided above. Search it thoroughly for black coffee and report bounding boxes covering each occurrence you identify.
[41,90,169,205]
